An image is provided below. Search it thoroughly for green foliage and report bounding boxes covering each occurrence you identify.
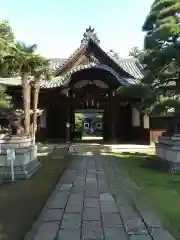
[0,20,14,42]
[116,84,157,114]
[0,20,50,78]
[129,47,146,62]
[75,113,83,131]
[0,19,51,132]
[116,84,154,99]
[151,98,180,115]
[142,0,180,48]
[137,0,180,118]
[0,85,12,109]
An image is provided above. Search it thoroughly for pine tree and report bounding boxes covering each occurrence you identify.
[142,0,180,134]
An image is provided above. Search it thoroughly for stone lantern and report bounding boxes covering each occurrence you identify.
[7,110,23,136]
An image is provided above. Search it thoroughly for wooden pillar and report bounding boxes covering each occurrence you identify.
[110,108,116,141]
[70,109,75,140]
[66,89,71,143]
[143,114,150,144]
[109,96,117,142]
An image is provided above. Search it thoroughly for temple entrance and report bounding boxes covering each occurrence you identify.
[41,38,148,144]
[73,109,104,142]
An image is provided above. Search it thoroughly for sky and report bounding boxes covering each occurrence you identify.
[0,0,153,59]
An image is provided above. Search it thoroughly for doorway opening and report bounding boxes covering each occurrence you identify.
[73,109,104,142]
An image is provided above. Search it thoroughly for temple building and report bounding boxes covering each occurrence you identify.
[0,26,159,144]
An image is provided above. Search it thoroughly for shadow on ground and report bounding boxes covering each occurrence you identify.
[103,150,174,173]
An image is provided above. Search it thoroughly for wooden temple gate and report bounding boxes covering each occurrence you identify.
[4,27,150,144]
[37,68,144,143]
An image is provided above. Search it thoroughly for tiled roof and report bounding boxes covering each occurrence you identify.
[118,58,143,79]
[51,27,144,79]
[53,44,88,75]
[107,52,144,79]
[0,27,144,88]
[53,27,100,74]
[0,61,141,89]
[51,54,144,80]
[49,58,66,71]
[40,62,138,89]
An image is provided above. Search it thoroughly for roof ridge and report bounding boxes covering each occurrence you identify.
[54,41,89,74]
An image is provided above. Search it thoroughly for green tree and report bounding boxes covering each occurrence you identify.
[15,42,38,136]
[0,21,15,109]
[0,20,18,77]
[31,58,50,143]
[141,0,180,133]
[0,20,52,140]
[128,47,146,62]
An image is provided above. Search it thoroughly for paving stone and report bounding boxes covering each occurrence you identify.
[47,199,67,209]
[128,235,152,240]
[60,184,73,191]
[140,211,162,227]
[43,209,63,222]
[57,229,81,240]
[148,227,175,240]
[71,186,84,193]
[65,201,83,213]
[75,175,86,181]
[123,217,148,235]
[60,213,81,229]
[34,222,59,240]
[115,195,132,206]
[73,181,86,187]
[82,221,104,240]
[83,207,101,221]
[101,202,119,213]
[86,177,97,184]
[68,193,84,202]
[119,205,139,219]
[102,213,123,228]
[86,174,96,178]
[104,228,128,240]
[84,198,100,208]
[87,169,96,174]
[85,188,99,197]
[53,191,70,200]
[25,150,175,240]
[99,186,110,193]
[100,193,114,202]
[32,208,48,230]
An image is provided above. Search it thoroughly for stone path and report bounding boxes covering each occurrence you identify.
[25,147,175,240]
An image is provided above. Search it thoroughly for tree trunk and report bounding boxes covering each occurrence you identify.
[22,73,31,136]
[32,79,40,144]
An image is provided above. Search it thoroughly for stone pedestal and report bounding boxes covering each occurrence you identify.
[0,135,40,181]
[155,134,180,172]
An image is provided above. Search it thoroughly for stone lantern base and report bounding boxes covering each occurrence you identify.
[155,134,180,172]
[0,135,40,181]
